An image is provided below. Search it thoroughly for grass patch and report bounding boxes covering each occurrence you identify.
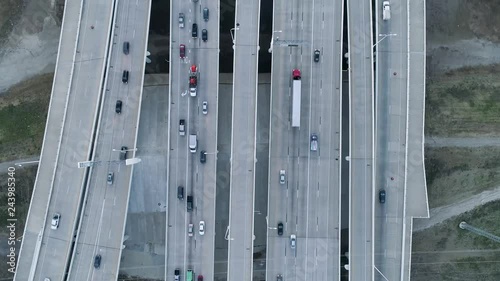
[0,166,37,279]
[0,73,52,162]
[425,64,500,137]
[412,200,500,281]
[425,147,500,208]
[0,0,23,48]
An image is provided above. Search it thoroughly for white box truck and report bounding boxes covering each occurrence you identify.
[189,134,197,153]
[291,69,301,128]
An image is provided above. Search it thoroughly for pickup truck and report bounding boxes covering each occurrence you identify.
[179,119,185,136]
[382,1,391,20]
[310,134,318,151]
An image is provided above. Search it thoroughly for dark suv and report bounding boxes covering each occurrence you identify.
[200,150,207,163]
[379,189,386,203]
[123,41,130,55]
[115,100,122,114]
[202,29,208,42]
[187,195,193,211]
[94,254,101,269]
[120,146,128,160]
[192,23,198,38]
[177,186,184,200]
[122,70,129,83]
[277,222,283,236]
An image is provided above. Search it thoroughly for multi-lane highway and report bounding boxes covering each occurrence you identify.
[266,0,344,280]
[165,0,219,280]
[14,0,430,280]
[15,0,116,279]
[66,0,151,279]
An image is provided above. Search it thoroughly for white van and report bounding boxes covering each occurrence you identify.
[189,134,197,153]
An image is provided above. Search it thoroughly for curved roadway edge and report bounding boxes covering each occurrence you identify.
[14,0,87,279]
[403,0,428,280]
[116,0,153,279]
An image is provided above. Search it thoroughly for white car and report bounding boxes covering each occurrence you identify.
[199,221,205,235]
[51,213,61,230]
[202,101,208,115]
[188,223,194,237]
[290,234,296,249]
[279,170,286,185]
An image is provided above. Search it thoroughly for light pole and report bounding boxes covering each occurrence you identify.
[268,30,282,53]
[230,27,240,45]
[15,160,40,167]
[204,150,218,155]
[112,147,137,152]
[373,33,397,48]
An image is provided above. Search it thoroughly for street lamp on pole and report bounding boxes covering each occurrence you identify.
[230,27,240,45]
[373,33,397,48]
[112,147,137,152]
[15,160,40,167]
[268,30,282,53]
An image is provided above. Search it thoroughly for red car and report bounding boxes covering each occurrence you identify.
[180,44,186,58]
[198,275,203,281]
[191,64,197,73]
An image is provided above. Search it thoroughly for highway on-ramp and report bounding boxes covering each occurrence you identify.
[15,0,115,279]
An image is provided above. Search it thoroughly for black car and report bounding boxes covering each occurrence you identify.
[187,195,193,212]
[115,100,122,114]
[314,49,320,62]
[277,222,283,236]
[200,150,207,163]
[122,70,129,83]
[123,41,130,55]
[120,146,128,160]
[202,29,208,42]
[379,189,386,204]
[192,23,198,38]
[94,254,101,269]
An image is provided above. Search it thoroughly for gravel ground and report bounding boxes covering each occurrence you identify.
[0,0,60,93]
[425,137,500,148]
[414,186,500,232]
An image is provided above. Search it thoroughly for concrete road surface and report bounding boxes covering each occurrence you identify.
[226,0,261,280]
[347,0,375,280]
[15,0,115,279]
[66,0,151,280]
[266,0,344,280]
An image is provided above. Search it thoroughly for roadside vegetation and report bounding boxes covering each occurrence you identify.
[426,64,500,137]
[0,73,52,162]
[412,200,500,281]
[0,165,37,279]
[425,146,500,208]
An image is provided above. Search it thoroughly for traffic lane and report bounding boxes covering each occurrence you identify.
[70,0,151,277]
[36,51,109,278]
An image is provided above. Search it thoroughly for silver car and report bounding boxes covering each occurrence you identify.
[202,101,208,115]
[178,13,185,28]
[279,170,286,184]
[107,172,114,185]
